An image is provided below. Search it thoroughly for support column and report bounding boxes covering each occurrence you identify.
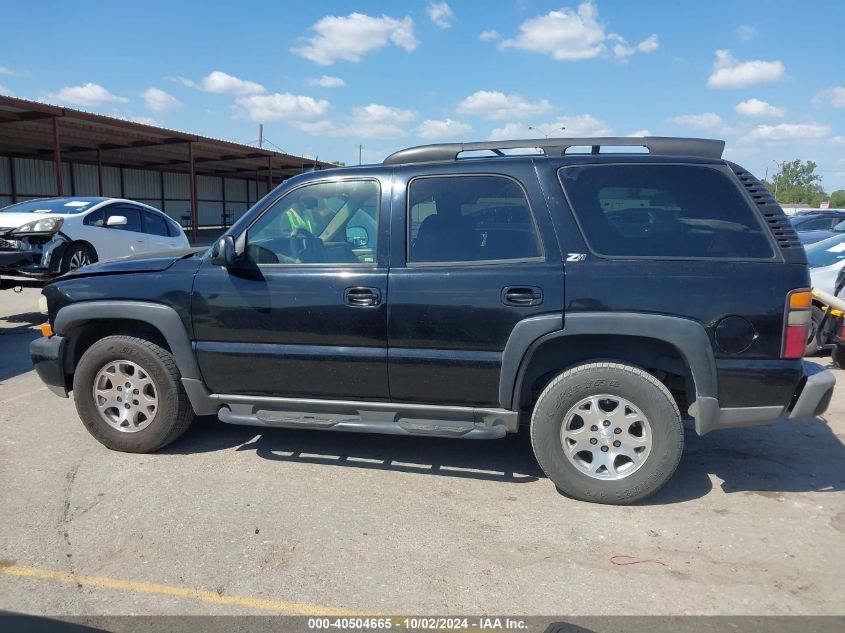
[189,142,198,244]
[9,157,17,203]
[52,117,63,196]
[267,156,272,190]
[97,149,104,196]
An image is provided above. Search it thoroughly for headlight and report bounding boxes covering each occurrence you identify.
[14,217,64,234]
[38,293,49,315]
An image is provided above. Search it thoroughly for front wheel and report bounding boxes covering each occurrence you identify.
[72,335,195,452]
[61,243,96,273]
[530,362,684,504]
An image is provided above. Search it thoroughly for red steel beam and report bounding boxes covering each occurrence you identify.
[52,117,63,196]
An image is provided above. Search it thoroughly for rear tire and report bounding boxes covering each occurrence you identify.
[804,306,824,356]
[530,362,683,504]
[72,335,194,453]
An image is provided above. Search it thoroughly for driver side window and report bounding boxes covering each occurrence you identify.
[246,180,380,265]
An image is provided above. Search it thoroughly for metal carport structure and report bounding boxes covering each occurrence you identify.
[0,95,331,243]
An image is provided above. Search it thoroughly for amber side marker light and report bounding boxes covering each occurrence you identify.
[783,290,812,359]
[40,324,53,337]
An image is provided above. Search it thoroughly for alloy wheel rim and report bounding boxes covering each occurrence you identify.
[92,360,158,433]
[559,394,653,480]
[69,250,90,270]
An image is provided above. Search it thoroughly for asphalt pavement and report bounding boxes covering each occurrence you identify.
[1,288,844,617]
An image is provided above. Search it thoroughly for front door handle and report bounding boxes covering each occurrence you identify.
[502,286,543,307]
[344,286,382,307]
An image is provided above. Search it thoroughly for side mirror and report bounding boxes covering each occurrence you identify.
[106,215,127,227]
[211,235,239,267]
[346,226,368,247]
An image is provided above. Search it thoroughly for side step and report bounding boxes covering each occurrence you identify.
[215,396,517,440]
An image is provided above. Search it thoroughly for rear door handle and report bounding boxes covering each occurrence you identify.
[344,286,382,307]
[502,286,543,307]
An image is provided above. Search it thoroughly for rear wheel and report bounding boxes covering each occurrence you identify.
[530,362,684,504]
[805,306,824,356]
[72,335,194,452]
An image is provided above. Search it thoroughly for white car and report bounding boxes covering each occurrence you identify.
[0,197,190,281]
[807,233,845,296]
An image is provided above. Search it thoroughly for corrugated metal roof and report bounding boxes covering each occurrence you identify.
[0,95,331,182]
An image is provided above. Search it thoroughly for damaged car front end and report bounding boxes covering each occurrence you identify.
[0,218,70,289]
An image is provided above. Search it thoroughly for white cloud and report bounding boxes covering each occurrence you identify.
[42,83,128,107]
[813,86,845,109]
[0,66,13,76]
[489,114,612,140]
[185,71,266,95]
[292,13,417,65]
[479,30,499,41]
[741,123,831,143]
[426,2,455,29]
[236,93,330,122]
[737,25,757,41]
[734,98,785,118]
[668,112,726,129]
[499,2,658,61]
[0,84,10,96]
[417,118,472,140]
[457,90,551,120]
[707,49,785,88]
[627,129,652,137]
[307,75,346,88]
[347,103,416,138]
[142,87,181,112]
[609,33,659,60]
[295,103,417,139]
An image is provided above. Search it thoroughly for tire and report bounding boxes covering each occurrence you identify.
[72,335,195,453]
[833,344,845,369]
[61,242,97,273]
[804,306,824,356]
[530,362,684,505]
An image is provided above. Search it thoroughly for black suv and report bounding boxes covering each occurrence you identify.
[30,137,836,504]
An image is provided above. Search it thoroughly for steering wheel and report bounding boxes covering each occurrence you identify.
[289,228,323,263]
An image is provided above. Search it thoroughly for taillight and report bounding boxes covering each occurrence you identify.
[782,289,812,358]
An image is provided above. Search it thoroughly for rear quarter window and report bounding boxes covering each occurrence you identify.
[559,164,775,260]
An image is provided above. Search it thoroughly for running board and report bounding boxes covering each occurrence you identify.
[215,396,517,440]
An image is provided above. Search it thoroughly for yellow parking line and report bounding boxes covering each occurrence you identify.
[0,386,47,405]
[0,564,362,616]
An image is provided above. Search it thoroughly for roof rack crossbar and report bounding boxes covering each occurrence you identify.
[383,136,725,165]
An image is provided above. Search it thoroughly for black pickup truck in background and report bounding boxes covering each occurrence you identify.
[30,136,836,504]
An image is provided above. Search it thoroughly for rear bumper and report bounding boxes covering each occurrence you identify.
[29,335,69,397]
[788,361,835,420]
[691,360,834,434]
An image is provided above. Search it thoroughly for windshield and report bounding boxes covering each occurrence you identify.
[833,219,845,232]
[806,235,845,268]
[0,197,105,215]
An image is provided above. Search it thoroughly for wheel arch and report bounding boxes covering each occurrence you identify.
[502,312,718,419]
[54,301,200,382]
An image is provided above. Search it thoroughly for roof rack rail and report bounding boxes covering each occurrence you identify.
[383,136,725,165]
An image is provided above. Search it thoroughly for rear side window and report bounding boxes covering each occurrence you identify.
[143,210,169,236]
[559,165,775,259]
[407,175,542,263]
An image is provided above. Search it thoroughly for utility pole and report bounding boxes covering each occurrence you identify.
[259,124,264,148]
[358,144,362,166]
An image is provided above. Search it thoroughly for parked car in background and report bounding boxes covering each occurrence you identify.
[0,197,189,288]
[807,233,845,295]
[793,211,845,244]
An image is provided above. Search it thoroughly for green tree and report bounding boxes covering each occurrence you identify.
[829,190,845,208]
[768,159,827,206]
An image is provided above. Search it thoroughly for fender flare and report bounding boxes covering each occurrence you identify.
[53,300,200,381]
[499,312,718,411]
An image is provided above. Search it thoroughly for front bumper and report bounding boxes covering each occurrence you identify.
[29,334,69,397]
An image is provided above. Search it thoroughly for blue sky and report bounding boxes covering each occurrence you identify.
[1,1,844,190]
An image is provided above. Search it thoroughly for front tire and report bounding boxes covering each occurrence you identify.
[61,243,97,273]
[72,335,195,452]
[530,362,684,504]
